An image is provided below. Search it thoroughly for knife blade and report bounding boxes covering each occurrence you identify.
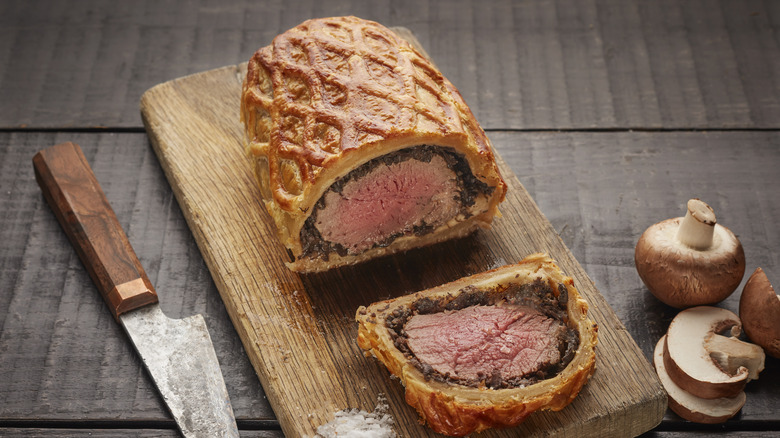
[33,141,239,438]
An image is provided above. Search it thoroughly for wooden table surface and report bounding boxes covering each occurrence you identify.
[1,1,778,437]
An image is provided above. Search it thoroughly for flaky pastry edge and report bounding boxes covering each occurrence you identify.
[355,253,599,436]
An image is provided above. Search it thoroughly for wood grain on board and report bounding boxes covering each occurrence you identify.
[139,30,666,437]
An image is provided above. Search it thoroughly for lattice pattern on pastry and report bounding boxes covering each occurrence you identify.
[244,16,468,203]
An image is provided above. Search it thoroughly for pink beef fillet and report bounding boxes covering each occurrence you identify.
[315,154,460,254]
[404,304,568,384]
[301,145,493,259]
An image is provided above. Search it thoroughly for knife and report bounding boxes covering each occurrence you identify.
[33,142,239,437]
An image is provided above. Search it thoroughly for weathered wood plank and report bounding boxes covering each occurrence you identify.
[1,130,778,430]
[643,433,780,438]
[0,428,283,437]
[490,130,780,424]
[1,0,780,130]
[2,0,779,436]
[0,132,270,422]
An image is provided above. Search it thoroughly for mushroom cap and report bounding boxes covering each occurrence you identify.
[739,267,780,358]
[654,335,746,424]
[635,217,745,308]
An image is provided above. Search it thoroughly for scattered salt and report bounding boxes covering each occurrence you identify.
[313,396,395,438]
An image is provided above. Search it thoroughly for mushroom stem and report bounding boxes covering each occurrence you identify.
[704,334,765,381]
[676,199,716,250]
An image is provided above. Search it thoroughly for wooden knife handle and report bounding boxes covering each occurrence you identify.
[33,142,158,320]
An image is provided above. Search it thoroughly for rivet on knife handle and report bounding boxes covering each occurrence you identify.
[32,142,158,320]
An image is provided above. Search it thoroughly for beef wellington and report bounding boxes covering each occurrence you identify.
[356,253,598,436]
[241,16,506,272]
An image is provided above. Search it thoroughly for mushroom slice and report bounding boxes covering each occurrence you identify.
[663,306,765,399]
[739,267,780,359]
[654,335,746,424]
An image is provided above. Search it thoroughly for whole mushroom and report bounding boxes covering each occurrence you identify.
[739,267,780,358]
[635,199,746,308]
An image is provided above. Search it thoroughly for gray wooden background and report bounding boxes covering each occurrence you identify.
[1,0,778,436]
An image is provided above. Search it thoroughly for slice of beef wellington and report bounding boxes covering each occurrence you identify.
[241,16,507,272]
[356,254,598,436]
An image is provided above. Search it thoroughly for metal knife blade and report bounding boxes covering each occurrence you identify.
[33,141,239,437]
[121,306,237,437]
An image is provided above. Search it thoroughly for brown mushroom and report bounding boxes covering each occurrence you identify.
[635,198,746,308]
[663,306,764,399]
[654,335,746,424]
[739,267,780,358]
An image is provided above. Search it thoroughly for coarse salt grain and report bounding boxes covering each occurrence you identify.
[314,396,395,438]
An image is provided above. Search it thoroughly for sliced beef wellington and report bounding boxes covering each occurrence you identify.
[241,16,507,272]
[356,253,598,436]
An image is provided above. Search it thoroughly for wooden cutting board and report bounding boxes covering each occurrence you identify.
[140,28,666,437]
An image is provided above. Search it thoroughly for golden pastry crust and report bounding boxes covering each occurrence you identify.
[356,254,598,436]
[241,16,506,272]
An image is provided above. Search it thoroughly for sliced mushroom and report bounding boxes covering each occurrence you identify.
[654,335,746,424]
[635,199,745,308]
[663,306,765,399]
[739,267,780,358]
